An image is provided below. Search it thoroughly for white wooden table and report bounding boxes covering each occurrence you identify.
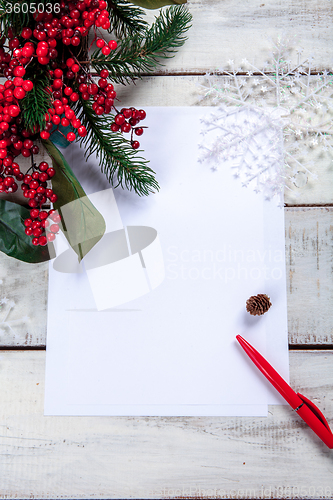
[1,0,333,497]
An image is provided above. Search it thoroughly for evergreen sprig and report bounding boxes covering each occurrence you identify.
[107,0,148,37]
[91,5,192,84]
[20,70,52,133]
[74,98,159,196]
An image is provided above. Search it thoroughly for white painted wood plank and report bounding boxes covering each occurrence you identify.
[0,350,332,499]
[0,208,332,347]
[107,0,333,73]
[0,253,48,346]
[286,208,333,345]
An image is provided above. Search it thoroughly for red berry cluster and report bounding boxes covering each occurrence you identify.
[21,161,57,206]
[111,108,146,149]
[0,0,149,248]
[24,208,61,247]
[80,67,116,115]
[0,156,60,247]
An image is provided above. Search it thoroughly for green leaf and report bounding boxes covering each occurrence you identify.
[0,199,54,263]
[42,140,106,262]
[130,0,186,8]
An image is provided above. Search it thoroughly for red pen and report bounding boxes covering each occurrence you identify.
[236,335,333,449]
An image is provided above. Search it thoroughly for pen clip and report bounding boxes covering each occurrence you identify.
[297,393,332,432]
[296,392,333,448]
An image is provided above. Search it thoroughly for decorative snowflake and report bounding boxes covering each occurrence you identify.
[198,37,333,205]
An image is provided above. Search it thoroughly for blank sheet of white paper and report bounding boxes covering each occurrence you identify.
[44,107,289,416]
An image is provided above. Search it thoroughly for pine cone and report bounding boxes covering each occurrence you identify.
[246,294,272,316]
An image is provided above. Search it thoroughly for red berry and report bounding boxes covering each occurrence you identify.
[88,84,98,95]
[23,139,33,149]
[131,141,140,149]
[135,127,144,136]
[13,77,24,87]
[32,228,42,237]
[32,238,39,246]
[101,46,111,56]
[22,80,33,92]
[54,68,63,78]
[30,209,40,218]
[65,109,75,119]
[24,218,33,227]
[66,58,75,67]
[21,28,33,39]
[100,69,109,78]
[52,115,61,125]
[98,78,107,88]
[29,180,39,190]
[37,46,49,57]
[13,87,26,99]
[96,38,105,49]
[66,132,76,142]
[4,177,14,187]
[22,45,34,58]
[114,114,125,125]
[50,212,61,223]
[47,232,56,242]
[53,79,63,89]
[77,126,87,137]
[138,109,146,120]
[38,236,48,246]
[39,172,49,182]
[108,40,117,50]
[121,122,131,133]
[79,83,88,93]
[31,220,41,229]
[47,168,56,177]
[50,223,59,233]
[70,92,79,102]
[122,108,132,119]
[39,162,49,172]
[71,118,81,128]
[38,56,50,65]
[61,117,70,127]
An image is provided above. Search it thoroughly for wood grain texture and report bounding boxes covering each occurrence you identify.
[0,350,332,499]
[286,208,333,345]
[107,0,333,73]
[0,208,332,347]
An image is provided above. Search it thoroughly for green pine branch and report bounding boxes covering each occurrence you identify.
[91,5,192,84]
[107,0,148,37]
[74,99,159,196]
[20,69,52,133]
